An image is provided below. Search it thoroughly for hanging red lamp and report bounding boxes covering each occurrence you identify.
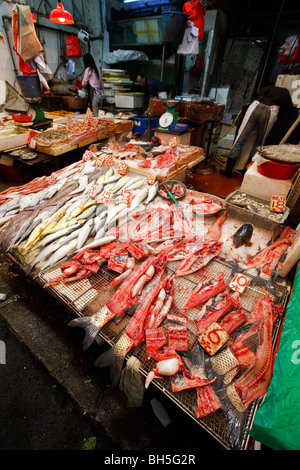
[49,2,74,24]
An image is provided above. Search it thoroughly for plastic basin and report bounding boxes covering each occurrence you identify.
[256,159,300,180]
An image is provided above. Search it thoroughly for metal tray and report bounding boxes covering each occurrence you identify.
[24,254,288,451]
[225,190,290,229]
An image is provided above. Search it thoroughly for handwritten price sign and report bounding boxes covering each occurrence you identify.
[104,155,114,166]
[99,190,113,203]
[46,172,56,185]
[270,195,286,213]
[198,322,229,356]
[96,156,105,166]
[83,150,93,161]
[118,162,127,175]
[88,184,97,198]
[169,137,177,147]
[229,273,249,294]
[120,188,132,204]
[147,174,156,185]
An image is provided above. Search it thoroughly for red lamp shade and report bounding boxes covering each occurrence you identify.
[50,2,74,24]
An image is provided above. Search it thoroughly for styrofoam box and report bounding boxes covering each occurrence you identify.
[115,93,144,109]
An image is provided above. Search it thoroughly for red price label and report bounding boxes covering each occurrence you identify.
[120,188,132,204]
[88,184,97,197]
[83,150,93,161]
[229,273,249,294]
[118,162,127,175]
[46,172,56,185]
[104,155,114,166]
[99,190,113,203]
[169,137,177,147]
[96,156,105,166]
[98,110,105,117]
[117,112,123,119]
[270,195,286,213]
[147,174,156,185]
[198,322,229,356]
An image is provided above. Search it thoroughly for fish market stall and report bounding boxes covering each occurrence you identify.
[29,113,133,157]
[0,150,298,450]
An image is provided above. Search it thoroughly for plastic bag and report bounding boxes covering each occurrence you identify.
[249,264,300,450]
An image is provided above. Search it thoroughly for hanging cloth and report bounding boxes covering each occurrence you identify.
[12,7,37,73]
[182,0,206,41]
[279,34,300,64]
[177,20,199,56]
[13,5,43,63]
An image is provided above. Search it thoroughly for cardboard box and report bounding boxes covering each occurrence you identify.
[275,74,300,106]
[115,93,144,109]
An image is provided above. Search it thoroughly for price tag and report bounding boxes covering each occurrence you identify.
[99,190,113,203]
[118,162,127,175]
[117,112,123,119]
[104,154,114,166]
[229,273,249,294]
[46,172,56,185]
[120,188,132,204]
[198,322,230,356]
[86,107,93,120]
[83,150,93,161]
[96,156,105,166]
[270,195,286,213]
[98,110,105,117]
[147,174,156,185]
[169,137,177,147]
[88,184,97,198]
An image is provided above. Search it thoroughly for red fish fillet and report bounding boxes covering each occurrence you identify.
[228,294,275,410]
[145,327,166,360]
[205,211,227,241]
[196,290,235,334]
[193,384,222,419]
[167,325,188,351]
[184,272,226,311]
[175,241,222,276]
[218,292,247,335]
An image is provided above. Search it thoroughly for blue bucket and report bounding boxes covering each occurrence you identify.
[132,114,159,137]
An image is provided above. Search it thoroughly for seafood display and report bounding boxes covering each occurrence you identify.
[0,140,297,450]
[227,190,288,223]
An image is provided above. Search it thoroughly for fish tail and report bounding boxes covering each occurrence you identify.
[249,276,276,296]
[227,260,245,276]
[94,334,134,386]
[68,316,101,351]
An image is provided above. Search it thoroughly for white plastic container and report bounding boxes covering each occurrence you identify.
[115,92,144,109]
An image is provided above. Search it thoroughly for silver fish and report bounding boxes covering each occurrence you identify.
[37,238,78,275]
[130,188,148,210]
[105,203,127,226]
[76,218,94,250]
[70,175,89,195]
[145,181,158,204]
[76,235,116,252]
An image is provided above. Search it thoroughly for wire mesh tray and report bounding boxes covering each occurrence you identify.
[35,254,290,450]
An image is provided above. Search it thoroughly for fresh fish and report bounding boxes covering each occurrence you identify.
[175,241,223,276]
[92,211,108,235]
[25,238,64,274]
[130,188,148,211]
[70,174,89,195]
[103,174,122,185]
[145,181,158,205]
[75,235,116,252]
[232,223,253,248]
[111,175,130,193]
[205,212,227,241]
[184,272,227,311]
[105,203,127,226]
[76,218,94,250]
[94,275,174,386]
[36,238,78,275]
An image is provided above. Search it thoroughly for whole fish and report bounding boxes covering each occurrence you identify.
[145,181,158,205]
[232,223,253,248]
[36,238,78,275]
[76,218,94,250]
[105,203,127,226]
[130,188,148,211]
[70,174,89,195]
[111,175,130,193]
